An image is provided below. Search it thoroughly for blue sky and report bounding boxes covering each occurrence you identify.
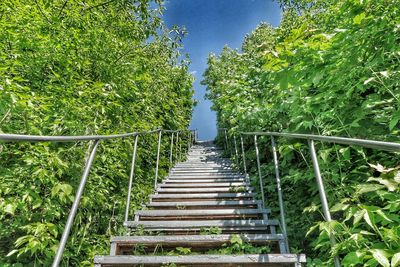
[163,0,282,140]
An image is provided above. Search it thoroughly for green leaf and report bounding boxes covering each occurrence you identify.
[343,251,362,266]
[4,203,16,215]
[392,252,400,267]
[353,13,366,25]
[370,249,390,267]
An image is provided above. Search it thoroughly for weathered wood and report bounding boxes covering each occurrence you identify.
[150,193,254,200]
[95,254,307,265]
[110,234,285,255]
[156,187,253,193]
[147,200,261,209]
[136,208,270,218]
[124,219,280,230]
[165,178,246,183]
[160,182,249,187]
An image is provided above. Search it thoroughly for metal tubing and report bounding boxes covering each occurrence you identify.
[154,130,162,189]
[233,135,239,167]
[175,132,179,161]
[187,131,190,152]
[254,135,266,208]
[169,132,174,166]
[308,139,340,267]
[52,140,100,267]
[125,135,139,222]
[0,129,161,142]
[271,136,289,252]
[224,129,228,151]
[240,131,400,152]
[240,135,247,175]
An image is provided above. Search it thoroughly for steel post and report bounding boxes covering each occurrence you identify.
[52,140,100,267]
[271,136,289,252]
[169,132,174,166]
[154,130,162,189]
[308,139,340,267]
[254,135,266,208]
[233,135,239,167]
[125,135,139,222]
[240,135,247,175]
[224,129,228,151]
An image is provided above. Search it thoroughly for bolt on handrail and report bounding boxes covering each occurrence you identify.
[0,128,195,267]
[218,128,400,267]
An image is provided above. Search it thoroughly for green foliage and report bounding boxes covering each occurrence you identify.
[0,0,193,265]
[200,227,222,235]
[203,0,400,265]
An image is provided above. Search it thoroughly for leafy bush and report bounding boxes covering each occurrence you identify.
[0,0,193,265]
[203,0,400,265]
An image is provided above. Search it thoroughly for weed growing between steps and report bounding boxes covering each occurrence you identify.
[128,234,273,256]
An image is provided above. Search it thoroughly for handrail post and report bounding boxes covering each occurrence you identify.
[179,132,182,161]
[271,136,289,252]
[187,131,190,153]
[254,135,266,208]
[169,132,174,166]
[52,140,100,267]
[240,135,247,175]
[125,135,139,222]
[154,130,162,190]
[308,139,340,267]
[175,132,179,161]
[233,135,239,167]
[224,129,228,152]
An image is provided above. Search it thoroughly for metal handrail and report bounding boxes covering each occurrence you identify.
[240,131,400,152]
[0,128,194,266]
[218,128,400,267]
[0,129,167,142]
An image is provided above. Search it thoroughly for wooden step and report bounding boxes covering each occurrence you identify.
[165,178,246,183]
[135,208,270,221]
[150,193,254,202]
[160,182,249,187]
[172,170,236,173]
[156,187,253,193]
[94,254,306,266]
[147,200,262,209]
[168,175,245,179]
[124,219,279,233]
[110,234,285,255]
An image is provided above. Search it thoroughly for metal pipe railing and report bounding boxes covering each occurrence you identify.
[254,135,266,208]
[0,127,192,266]
[217,128,400,267]
[125,135,139,222]
[52,139,100,267]
[240,131,400,152]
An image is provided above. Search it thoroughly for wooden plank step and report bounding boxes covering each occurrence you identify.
[135,208,270,221]
[172,170,235,173]
[110,234,285,255]
[168,174,245,179]
[150,193,254,202]
[147,200,262,209]
[165,179,246,183]
[94,254,306,266]
[156,187,253,193]
[124,219,279,231]
[160,182,249,187]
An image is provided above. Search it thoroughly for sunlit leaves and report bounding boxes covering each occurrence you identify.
[0,0,193,265]
[204,0,400,265]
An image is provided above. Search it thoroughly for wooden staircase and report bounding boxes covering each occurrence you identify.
[94,142,306,266]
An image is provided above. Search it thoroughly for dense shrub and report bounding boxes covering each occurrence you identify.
[203,1,400,265]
